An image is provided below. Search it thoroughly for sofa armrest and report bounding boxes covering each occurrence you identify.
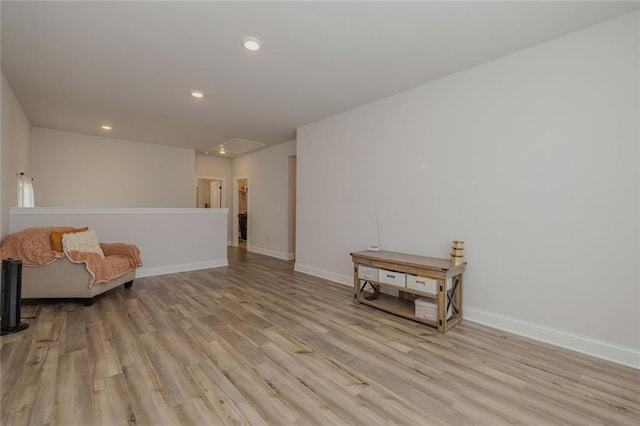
[99,243,143,267]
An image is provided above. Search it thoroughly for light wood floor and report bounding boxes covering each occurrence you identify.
[2,248,639,425]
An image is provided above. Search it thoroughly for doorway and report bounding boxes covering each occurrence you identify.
[195,177,224,209]
[235,178,249,249]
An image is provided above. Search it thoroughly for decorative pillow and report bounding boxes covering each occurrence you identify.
[50,227,89,252]
[62,230,105,258]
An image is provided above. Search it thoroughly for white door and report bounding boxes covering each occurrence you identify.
[210,181,221,208]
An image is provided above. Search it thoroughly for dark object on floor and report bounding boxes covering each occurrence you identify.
[239,213,248,240]
[1,258,29,335]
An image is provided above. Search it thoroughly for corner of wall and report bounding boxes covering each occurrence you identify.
[1,72,31,238]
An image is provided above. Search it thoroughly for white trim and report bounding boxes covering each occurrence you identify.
[294,263,352,286]
[465,307,640,369]
[10,207,229,215]
[247,245,295,261]
[136,259,228,278]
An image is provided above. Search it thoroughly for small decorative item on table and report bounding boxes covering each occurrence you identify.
[450,240,464,266]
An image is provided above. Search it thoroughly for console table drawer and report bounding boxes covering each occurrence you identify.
[358,265,378,281]
[407,275,452,294]
[379,268,406,287]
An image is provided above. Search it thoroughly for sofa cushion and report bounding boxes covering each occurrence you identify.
[51,227,88,252]
[62,230,105,258]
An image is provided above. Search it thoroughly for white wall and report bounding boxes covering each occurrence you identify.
[195,154,233,242]
[296,12,639,367]
[1,72,31,238]
[30,127,195,208]
[232,140,296,260]
[9,207,228,277]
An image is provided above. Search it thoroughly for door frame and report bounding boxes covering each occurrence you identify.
[288,155,297,260]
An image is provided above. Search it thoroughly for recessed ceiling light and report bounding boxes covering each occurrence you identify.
[242,37,261,52]
[101,125,112,130]
[191,90,204,98]
[204,151,209,155]
[219,147,226,154]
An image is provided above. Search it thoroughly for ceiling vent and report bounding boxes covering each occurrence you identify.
[211,138,265,158]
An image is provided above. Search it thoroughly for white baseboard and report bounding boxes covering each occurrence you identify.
[248,245,295,261]
[465,307,640,369]
[294,263,352,286]
[136,259,228,278]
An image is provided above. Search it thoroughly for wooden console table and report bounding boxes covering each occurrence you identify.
[351,250,465,333]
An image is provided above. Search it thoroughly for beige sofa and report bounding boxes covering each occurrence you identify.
[0,227,142,306]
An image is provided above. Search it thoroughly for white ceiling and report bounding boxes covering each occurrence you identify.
[2,1,638,157]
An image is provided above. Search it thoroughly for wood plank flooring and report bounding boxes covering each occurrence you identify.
[2,247,639,425]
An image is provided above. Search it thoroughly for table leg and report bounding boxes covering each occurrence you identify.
[353,263,360,304]
[437,279,446,333]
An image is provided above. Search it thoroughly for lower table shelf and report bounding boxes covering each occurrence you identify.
[358,292,440,327]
